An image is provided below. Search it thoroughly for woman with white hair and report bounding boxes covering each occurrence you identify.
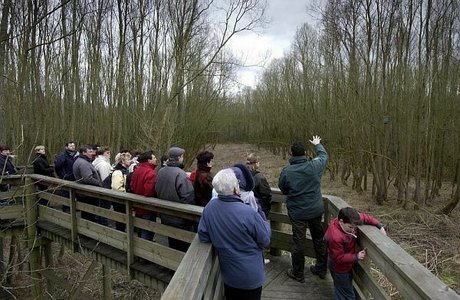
[198,168,271,300]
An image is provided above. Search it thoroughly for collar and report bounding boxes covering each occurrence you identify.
[218,194,243,203]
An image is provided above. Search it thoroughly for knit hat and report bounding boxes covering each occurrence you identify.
[168,147,185,159]
[230,163,255,191]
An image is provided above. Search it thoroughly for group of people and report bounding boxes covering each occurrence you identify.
[0,136,386,300]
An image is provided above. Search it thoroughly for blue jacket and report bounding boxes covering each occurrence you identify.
[278,144,328,220]
[54,150,77,181]
[198,195,271,289]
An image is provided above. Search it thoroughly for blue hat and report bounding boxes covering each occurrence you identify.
[230,163,255,191]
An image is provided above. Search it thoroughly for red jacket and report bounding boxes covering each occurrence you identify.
[324,213,381,273]
[130,162,157,215]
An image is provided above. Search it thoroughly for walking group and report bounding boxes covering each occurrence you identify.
[0,136,386,300]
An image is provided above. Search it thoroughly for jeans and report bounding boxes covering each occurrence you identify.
[138,212,157,241]
[330,270,355,300]
[290,215,327,278]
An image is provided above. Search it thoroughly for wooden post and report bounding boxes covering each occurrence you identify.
[25,176,43,299]
[69,188,78,252]
[102,264,112,300]
[0,237,3,275]
[270,201,283,256]
[126,201,134,279]
[43,239,54,293]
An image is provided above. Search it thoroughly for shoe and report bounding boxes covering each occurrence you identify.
[310,265,326,279]
[286,269,305,283]
[264,259,270,264]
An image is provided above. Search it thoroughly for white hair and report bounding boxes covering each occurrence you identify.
[212,168,238,196]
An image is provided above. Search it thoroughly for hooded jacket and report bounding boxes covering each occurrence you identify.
[278,144,328,220]
[325,213,382,273]
[130,162,157,216]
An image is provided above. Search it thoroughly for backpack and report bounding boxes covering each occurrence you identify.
[125,172,133,193]
[102,172,113,189]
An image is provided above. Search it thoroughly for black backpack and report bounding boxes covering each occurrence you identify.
[125,172,133,193]
[102,173,113,189]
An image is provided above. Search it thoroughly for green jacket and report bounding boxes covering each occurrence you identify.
[278,144,328,220]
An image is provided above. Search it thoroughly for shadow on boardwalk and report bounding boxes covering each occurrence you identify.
[263,254,334,299]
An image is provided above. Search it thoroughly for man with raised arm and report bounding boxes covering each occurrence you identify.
[279,135,329,282]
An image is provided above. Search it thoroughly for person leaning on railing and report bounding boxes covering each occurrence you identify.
[198,168,271,300]
[325,207,386,300]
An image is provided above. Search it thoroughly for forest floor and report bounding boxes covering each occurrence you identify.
[1,143,458,299]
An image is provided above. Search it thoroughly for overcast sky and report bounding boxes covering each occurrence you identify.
[227,0,321,91]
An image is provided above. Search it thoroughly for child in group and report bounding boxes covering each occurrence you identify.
[324,207,386,300]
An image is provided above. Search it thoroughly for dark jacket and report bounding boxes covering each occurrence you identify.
[72,155,101,187]
[0,154,17,176]
[325,213,382,273]
[55,150,77,181]
[0,154,17,192]
[251,170,272,215]
[193,166,213,207]
[278,144,328,220]
[155,161,195,227]
[33,154,55,177]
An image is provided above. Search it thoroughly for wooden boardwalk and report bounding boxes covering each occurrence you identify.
[263,254,334,299]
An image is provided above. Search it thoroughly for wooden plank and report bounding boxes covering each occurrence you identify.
[353,262,390,300]
[0,204,24,220]
[268,211,290,224]
[37,191,69,206]
[162,235,214,300]
[133,237,184,271]
[133,217,195,243]
[359,225,460,300]
[270,230,316,258]
[126,201,134,278]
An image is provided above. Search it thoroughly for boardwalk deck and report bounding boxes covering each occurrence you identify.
[263,254,334,300]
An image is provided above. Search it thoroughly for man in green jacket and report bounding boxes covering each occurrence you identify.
[278,135,328,282]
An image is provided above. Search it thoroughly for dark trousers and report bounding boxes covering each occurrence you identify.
[97,199,111,226]
[224,284,262,300]
[137,212,157,240]
[167,237,190,252]
[112,202,126,231]
[60,190,70,213]
[77,195,98,223]
[290,215,327,278]
[330,270,355,300]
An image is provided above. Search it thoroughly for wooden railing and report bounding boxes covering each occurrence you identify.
[163,188,460,300]
[1,175,459,299]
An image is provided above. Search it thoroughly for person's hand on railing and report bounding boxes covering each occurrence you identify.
[380,227,387,236]
[357,248,366,261]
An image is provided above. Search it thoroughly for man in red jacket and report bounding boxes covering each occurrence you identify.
[130,150,157,240]
[325,207,386,300]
